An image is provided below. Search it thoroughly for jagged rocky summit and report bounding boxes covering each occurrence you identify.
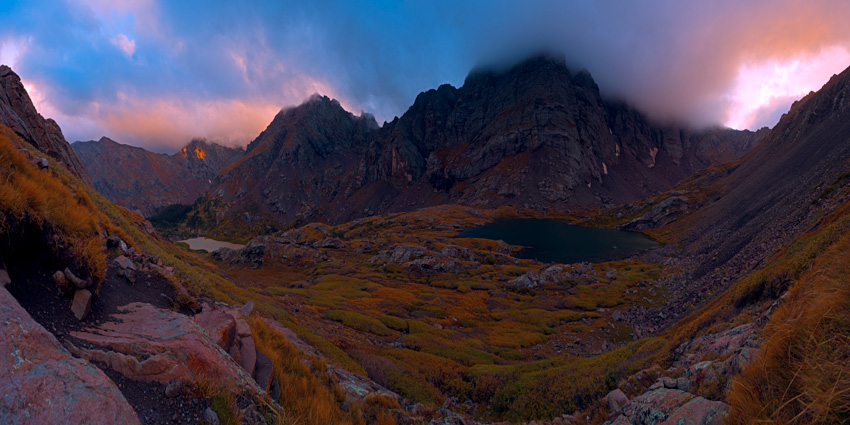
[207,54,766,225]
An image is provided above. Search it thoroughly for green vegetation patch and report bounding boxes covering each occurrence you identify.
[327,310,394,336]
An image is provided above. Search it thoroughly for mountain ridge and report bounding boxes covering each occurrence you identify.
[74,136,244,216]
[200,54,766,230]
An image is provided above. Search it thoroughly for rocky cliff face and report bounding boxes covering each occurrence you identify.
[0,66,93,185]
[675,64,850,278]
[74,137,243,216]
[207,55,765,225]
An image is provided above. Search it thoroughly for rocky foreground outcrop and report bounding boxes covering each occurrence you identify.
[203,54,765,227]
[0,66,92,185]
[66,302,266,397]
[74,137,244,216]
[599,323,760,425]
[0,286,139,424]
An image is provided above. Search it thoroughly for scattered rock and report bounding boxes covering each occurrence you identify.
[114,255,135,270]
[0,286,139,424]
[51,270,67,289]
[313,237,345,249]
[0,267,10,287]
[235,318,252,337]
[204,407,220,425]
[164,381,184,398]
[124,269,136,284]
[71,289,92,320]
[239,301,254,316]
[64,267,91,289]
[605,388,693,424]
[604,388,629,413]
[662,397,729,425]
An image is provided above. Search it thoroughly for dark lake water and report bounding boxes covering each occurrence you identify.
[458,218,661,263]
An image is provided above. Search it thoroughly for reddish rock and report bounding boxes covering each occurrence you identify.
[69,302,263,396]
[114,255,135,270]
[0,286,139,424]
[240,336,257,377]
[604,388,629,413]
[51,270,67,288]
[0,268,9,287]
[228,343,242,365]
[71,289,92,320]
[660,397,729,425]
[239,301,254,316]
[235,318,252,337]
[194,309,237,350]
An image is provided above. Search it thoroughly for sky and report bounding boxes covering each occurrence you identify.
[1,1,850,153]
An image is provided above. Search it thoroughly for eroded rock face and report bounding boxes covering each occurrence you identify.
[0,287,139,424]
[0,66,92,185]
[67,302,263,396]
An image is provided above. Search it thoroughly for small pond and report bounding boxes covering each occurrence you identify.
[458,218,660,263]
[177,237,246,252]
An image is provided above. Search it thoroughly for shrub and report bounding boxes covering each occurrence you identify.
[379,315,408,332]
[328,310,394,336]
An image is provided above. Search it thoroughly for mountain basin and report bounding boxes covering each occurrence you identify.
[177,237,245,252]
[458,218,661,263]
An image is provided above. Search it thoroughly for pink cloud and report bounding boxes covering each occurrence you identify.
[110,34,135,57]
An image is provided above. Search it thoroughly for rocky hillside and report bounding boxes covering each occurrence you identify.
[0,75,423,424]
[569,63,850,424]
[74,137,243,216]
[205,54,765,228]
[0,65,92,186]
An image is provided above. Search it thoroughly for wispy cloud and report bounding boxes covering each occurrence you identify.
[110,34,135,57]
[1,0,849,151]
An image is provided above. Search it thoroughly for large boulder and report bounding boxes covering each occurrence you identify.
[0,286,139,424]
[67,302,263,396]
[193,309,237,350]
